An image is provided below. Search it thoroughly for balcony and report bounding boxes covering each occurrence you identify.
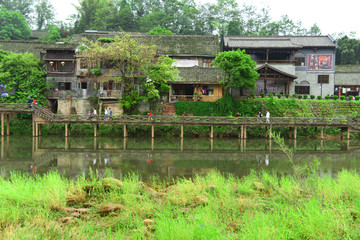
[99,90,122,99]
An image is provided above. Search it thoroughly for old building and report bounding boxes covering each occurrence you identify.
[42,32,224,114]
[334,65,360,97]
[223,35,337,97]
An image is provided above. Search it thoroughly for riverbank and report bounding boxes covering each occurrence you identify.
[1,169,360,239]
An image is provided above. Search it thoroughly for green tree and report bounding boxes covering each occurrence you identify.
[211,49,259,95]
[336,36,360,65]
[47,25,61,41]
[34,0,54,30]
[0,0,34,22]
[0,7,31,40]
[0,51,47,104]
[81,33,178,111]
[147,25,175,35]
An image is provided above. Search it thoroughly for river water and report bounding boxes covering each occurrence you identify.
[1,136,360,181]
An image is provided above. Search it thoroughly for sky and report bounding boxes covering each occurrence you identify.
[52,0,360,38]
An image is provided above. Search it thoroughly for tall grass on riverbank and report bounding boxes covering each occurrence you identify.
[1,168,360,239]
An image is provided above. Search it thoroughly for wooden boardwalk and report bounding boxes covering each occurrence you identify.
[0,103,359,138]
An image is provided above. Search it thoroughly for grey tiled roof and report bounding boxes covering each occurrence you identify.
[224,36,336,49]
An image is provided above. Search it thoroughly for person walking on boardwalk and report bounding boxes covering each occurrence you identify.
[109,108,113,120]
[266,110,270,123]
[257,112,262,122]
[148,111,153,121]
[104,108,108,120]
[27,96,32,108]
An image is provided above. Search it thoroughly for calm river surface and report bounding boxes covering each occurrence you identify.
[1,136,360,181]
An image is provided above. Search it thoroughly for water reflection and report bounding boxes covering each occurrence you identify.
[0,136,360,181]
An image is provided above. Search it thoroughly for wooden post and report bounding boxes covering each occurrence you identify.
[314,127,318,139]
[347,127,350,139]
[123,137,127,150]
[238,127,241,138]
[241,125,244,139]
[35,123,39,137]
[181,125,183,138]
[151,138,154,151]
[1,113,4,136]
[340,127,344,140]
[294,139,297,152]
[210,138,213,151]
[321,139,324,151]
[244,126,247,139]
[180,137,183,152]
[151,125,154,138]
[67,124,70,137]
[94,124,98,137]
[294,127,297,139]
[269,125,272,138]
[124,125,127,138]
[289,127,292,138]
[1,137,3,160]
[38,124,41,136]
[65,136,68,150]
[265,127,268,138]
[6,114,9,136]
[321,127,324,139]
[65,124,68,137]
[32,114,35,137]
[210,125,214,139]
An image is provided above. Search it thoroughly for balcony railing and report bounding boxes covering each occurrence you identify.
[99,90,122,98]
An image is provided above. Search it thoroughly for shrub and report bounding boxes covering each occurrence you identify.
[285,94,289,98]
[317,95,322,100]
[303,95,308,99]
[310,95,315,99]
[269,93,274,98]
[348,96,353,101]
[250,92,255,98]
[325,95,330,100]
[277,93,281,98]
[260,92,265,98]
[292,94,297,98]
[340,96,345,100]
[356,96,360,101]
[298,95,303,99]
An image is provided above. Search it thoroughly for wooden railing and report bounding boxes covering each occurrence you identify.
[0,103,359,130]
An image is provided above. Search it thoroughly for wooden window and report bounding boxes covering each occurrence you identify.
[58,82,71,90]
[295,86,310,95]
[318,75,329,84]
[295,57,305,66]
[81,82,87,89]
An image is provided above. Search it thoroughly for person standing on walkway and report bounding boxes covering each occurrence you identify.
[104,108,108,120]
[28,96,32,108]
[109,108,113,120]
[257,112,262,122]
[32,98,37,109]
[266,110,270,123]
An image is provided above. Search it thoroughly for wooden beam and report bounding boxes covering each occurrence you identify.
[210,125,214,139]
[124,124,127,138]
[151,125,154,138]
[1,113,4,136]
[181,125,183,138]
[6,114,9,136]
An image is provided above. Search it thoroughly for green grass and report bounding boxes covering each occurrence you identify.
[1,168,360,239]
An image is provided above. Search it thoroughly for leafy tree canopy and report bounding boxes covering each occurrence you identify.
[147,25,175,35]
[211,49,259,93]
[0,7,31,40]
[336,36,360,65]
[0,51,47,104]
